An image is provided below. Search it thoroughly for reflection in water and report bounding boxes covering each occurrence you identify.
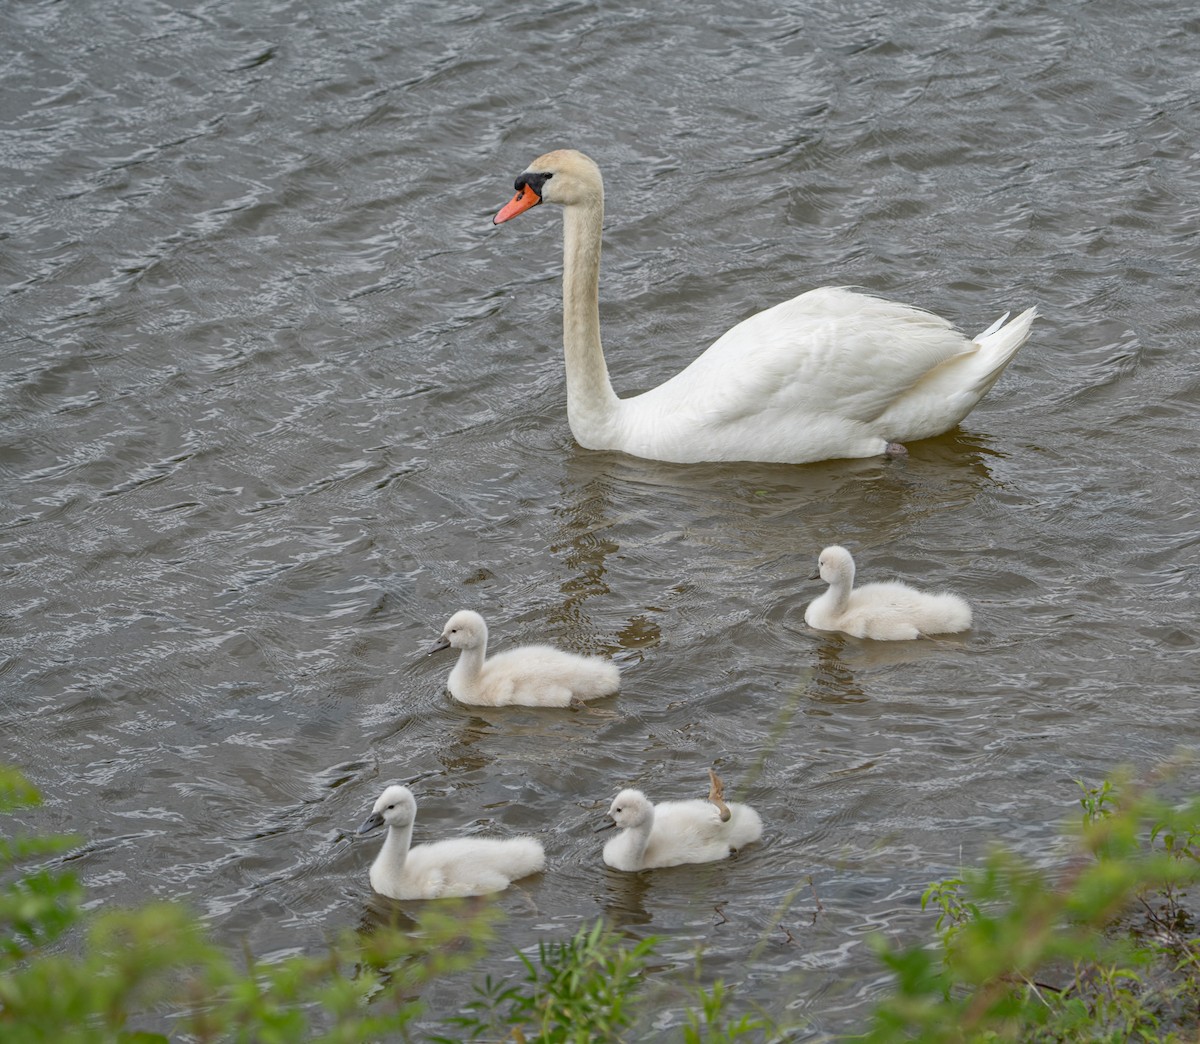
[548,472,621,631]
[557,431,997,572]
[352,896,424,1010]
[804,633,968,707]
[808,637,870,707]
[353,894,507,1014]
[357,894,421,937]
[551,449,665,659]
[436,714,495,776]
[612,615,663,658]
[598,865,655,930]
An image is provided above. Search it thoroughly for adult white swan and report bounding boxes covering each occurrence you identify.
[493,149,1036,465]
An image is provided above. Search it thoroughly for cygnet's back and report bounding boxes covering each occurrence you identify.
[599,785,763,872]
[389,836,546,899]
[358,784,545,900]
[804,545,972,641]
[431,609,620,707]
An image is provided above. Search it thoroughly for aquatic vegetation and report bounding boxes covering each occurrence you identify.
[4,766,1198,1041]
[862,771,1200,1042]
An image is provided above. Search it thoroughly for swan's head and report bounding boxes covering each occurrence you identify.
[429,609,488,654]
[358,784,417,835]
[816,545,856,586]
[494,149,603,224]
[598,788,653,832]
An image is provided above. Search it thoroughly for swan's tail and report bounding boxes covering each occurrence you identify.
[974,306,1037,361]
[503,837,547,880]
[969,309,1036,398]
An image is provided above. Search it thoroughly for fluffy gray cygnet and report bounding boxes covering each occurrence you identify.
[804,544,972,640]
[430,609,619,707]
[597,770,763,871]
[357,784,545,900]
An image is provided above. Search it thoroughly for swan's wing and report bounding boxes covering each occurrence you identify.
[646,287,972,427]
[863,305,1036,439]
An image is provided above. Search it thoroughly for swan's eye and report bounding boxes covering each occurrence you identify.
[516,171,553,195]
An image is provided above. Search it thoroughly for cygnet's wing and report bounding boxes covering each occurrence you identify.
[405,837,542,896]
[485,645,617,704]
[641,800,733,867]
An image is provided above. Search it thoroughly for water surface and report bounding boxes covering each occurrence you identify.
[2,0,1199,1036]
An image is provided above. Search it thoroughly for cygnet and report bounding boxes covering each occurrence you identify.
[597,769,763,871]
[357,784,545,900]
[430,609,620,707]
[804,544,972,640]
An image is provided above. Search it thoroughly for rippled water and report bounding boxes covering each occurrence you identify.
[3,0,1199,1036]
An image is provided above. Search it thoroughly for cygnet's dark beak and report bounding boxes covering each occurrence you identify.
[428,636,450,656]
[594,815,617,833]
[357,811,384,835]
[808,569,820,581]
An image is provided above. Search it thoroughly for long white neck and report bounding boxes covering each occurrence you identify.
[826,569,854,613]
[450,643,486,685]
[379,820,413,872]
[561,200,620,446]
[611,811,654,869]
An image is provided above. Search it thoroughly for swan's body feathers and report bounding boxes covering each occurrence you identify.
[805,545,972,641]
[494,149,1036,465]
[625,288,1031,462]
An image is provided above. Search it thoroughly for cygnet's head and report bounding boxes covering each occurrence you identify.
[430,610,488,654]
[816,545,856,585]
[358,785,417,835]
[600,789,653,831]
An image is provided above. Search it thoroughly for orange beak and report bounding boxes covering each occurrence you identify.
[493,184,541,224]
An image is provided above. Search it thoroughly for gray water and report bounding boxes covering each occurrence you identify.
[2,0,1198,1036]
